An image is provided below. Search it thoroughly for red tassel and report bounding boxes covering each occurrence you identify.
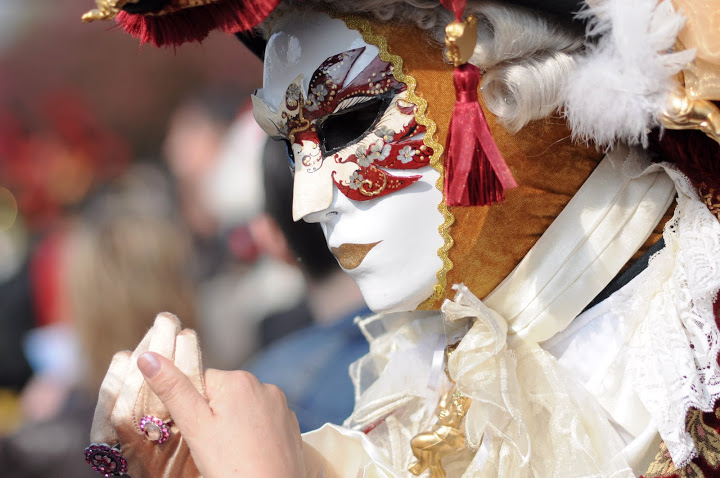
[440,0,516,206]
[444,63,517,206]
[116,0,280,47]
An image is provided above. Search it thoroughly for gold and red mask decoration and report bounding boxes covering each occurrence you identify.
[259,47,433,202]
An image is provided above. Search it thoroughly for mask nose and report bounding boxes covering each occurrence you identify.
[292,166,335,222]
[291,138,357,222]
[291,139,334,222]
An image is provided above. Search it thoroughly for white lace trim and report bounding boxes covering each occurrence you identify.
[625,164,720,467]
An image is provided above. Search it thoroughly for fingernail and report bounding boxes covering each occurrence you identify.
[138,353,161,379]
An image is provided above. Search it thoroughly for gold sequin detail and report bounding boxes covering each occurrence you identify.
[340,15,455,305]
[699,182,720,222]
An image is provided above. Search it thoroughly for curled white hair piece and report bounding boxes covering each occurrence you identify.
[563,0,695,147]
[482,51,577,133]
[465,2,583,70]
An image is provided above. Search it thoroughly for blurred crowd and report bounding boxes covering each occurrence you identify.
[0,2,368,476]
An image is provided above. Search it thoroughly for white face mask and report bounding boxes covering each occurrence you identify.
[253,11,444,313]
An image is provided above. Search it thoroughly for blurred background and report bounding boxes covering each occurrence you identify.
[0,1,368,476]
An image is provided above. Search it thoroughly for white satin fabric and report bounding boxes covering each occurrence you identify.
[301,148,720,475]
[304,424,397,478]
[484,145,676,343]
[546,162,720,468]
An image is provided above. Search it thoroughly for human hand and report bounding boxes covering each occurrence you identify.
[87,313,309,478]
[86,313,204,477]
[138,353,306,478]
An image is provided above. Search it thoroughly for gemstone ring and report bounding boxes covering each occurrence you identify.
[85,443,128,476]
[139,415,172,444]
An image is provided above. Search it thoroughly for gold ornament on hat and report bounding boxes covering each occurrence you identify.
[82,0,138,22]
[660,87,720,143]
[444,15,477,67]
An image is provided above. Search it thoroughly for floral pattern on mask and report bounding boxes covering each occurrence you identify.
[278,47,433,201]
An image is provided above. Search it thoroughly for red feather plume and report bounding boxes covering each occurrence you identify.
[116,0,280,47]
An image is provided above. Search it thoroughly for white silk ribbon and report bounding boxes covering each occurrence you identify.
[443,285,529,471]
[444,284,634,477]
[485,145,676,343]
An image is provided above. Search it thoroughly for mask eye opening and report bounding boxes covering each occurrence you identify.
[317,90,396,157]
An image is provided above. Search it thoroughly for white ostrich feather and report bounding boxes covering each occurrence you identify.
[563,0,695,147]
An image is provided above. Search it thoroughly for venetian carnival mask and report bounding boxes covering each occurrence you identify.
[252,11,446,313]
[252,8,617,315]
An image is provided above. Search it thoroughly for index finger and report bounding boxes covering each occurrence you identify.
[141,313,183,417]
[138,352,213,443]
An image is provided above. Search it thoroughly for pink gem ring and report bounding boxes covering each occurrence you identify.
[139,415,172,444]
[85,443,128,476]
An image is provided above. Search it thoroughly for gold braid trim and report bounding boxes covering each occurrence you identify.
[340,15,455,306]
